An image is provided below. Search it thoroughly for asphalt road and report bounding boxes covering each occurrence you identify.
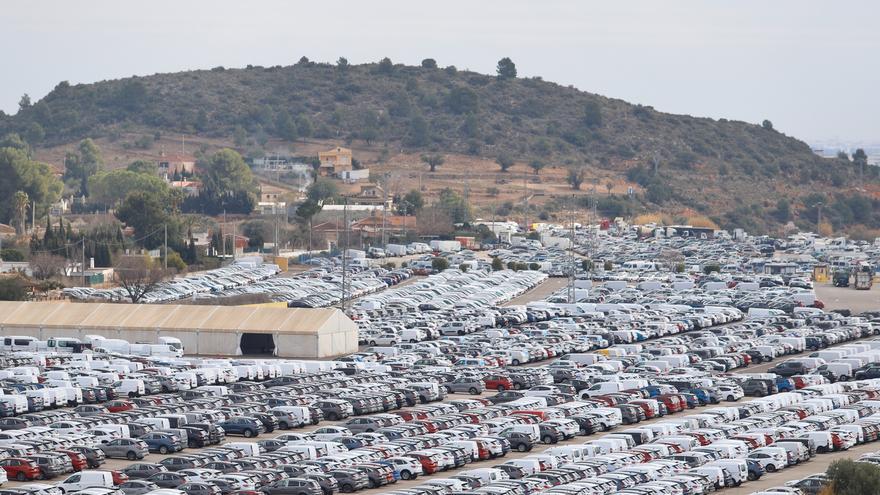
[815,283,880,313]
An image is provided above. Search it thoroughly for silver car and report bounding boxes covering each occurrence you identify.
[99,438,149,460]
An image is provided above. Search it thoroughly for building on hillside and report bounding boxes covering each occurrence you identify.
[159,153,196,177]
[169,180,201,196]
[351,215,417,244]
[353,183,387,205]
[253,156,311,172]
[338,169,370,183]
[317,147,353,176]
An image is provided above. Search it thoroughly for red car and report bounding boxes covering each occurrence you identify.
[484,375,514,392]
[0,458,42,481]
[56,450,88,472]
[105,400,135,413]
[111,470,130,485]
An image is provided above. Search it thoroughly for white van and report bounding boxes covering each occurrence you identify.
[707,459,748,487]
[113,379,145,397]
[58,471,115,492]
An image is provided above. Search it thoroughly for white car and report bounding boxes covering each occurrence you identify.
[383,457,423,480]
[311,426,352,442]
[747,447,788,472]
[524,385,561,397]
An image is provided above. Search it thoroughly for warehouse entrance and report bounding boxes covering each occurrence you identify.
[240,333,275,355]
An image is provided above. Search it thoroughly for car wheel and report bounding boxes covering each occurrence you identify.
[512,359,520,366]
[542,435,554,444]
[513,383,522,390]
[517,443,529,452]
[409,339,417,343]
[243,429,255,438]
[469,387,479,395]
[445,386,453,393]
[497,385,506,391]
[279,422,289,429]
[16,472,26,481]
[126,451,138,460]
[747,472,757,481]
[159,445,169,454]
[767,464,777,473]
[400,470,412,480]
[727,395,735,402]
[368,341,376,346]
[342,485,353,493]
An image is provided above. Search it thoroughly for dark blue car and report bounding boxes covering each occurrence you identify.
[140,432,183,454]
[218,416,265,438]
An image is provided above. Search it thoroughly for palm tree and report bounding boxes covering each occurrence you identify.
[12,191,29,235]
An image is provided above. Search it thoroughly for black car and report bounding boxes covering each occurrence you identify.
[487,391,525,404]
[122,463,168,480]
[262,478,322,495]
[68,446,106,469]
[251,412,279,433]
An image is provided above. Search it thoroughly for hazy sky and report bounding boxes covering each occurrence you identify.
[3,1,878,143]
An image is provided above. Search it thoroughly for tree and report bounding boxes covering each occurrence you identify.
[0,276,27,301]
[18,94,31,112]
[702,263,721,275]
[1,249,24,261]
[762,119,774,130]
[567,167,586,190]
[398,190,425,214]
[115,191,170,249]
[446,87,479,114]
[89,169,171,206]
[377,57,394,74]
[296,114,313,139]
[438,188,471,223]
[198,149,258,206]
[854,148,868,178]
[336,57,349,70]
[421,58,438,69]
[30,253,65,280]
[0,147,63,226]
[773,198,791,223]
[406,115,430,146]
[306,178,339,203]
[127,160,158,175]
[421,153,445,172]
[605,181,614,195]
[114,255,167,303]
[581,259,593,271]
[827,459,880,495]
[496,153,515,172]
[491,257,504,271]
[431,257,449,272]
[12,191,28,234]
[496,57,517,79]
[529,160,546,175]
[837,150,850,161]
[583,100,602,128]
[64,138,103,196]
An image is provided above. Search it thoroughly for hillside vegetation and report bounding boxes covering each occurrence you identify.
[2,57,877,234]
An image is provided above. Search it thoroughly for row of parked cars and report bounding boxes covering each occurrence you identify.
[63,264,280,304]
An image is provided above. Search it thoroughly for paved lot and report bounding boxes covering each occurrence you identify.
[8,279,879,493]
[816,283,880,313]
[504,277,569,306]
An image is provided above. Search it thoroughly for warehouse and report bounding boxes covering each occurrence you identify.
[0,301,358,358]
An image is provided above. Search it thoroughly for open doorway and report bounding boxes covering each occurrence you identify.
[240,333,275,355]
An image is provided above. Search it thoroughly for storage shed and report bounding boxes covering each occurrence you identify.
[0,302,357,358]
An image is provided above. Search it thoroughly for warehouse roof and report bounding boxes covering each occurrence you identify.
[0,301,350,335]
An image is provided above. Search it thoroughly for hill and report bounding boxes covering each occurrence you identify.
[2,58,877,235]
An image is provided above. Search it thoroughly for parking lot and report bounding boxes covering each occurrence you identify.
[4,229,880,495]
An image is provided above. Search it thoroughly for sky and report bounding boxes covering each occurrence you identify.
[3,0,879,144]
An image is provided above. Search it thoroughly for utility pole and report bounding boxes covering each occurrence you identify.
[163,224,168,270]
[568,195,576,304]
[340,197,349,312]
[81,236,86,287]
[522,175,529,233]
